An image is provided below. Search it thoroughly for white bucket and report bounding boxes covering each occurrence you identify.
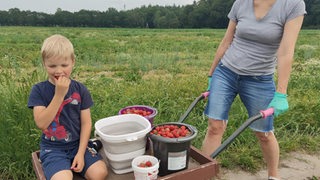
[131,155,159,180]
[95,114,151,154]
[104,148,145,170]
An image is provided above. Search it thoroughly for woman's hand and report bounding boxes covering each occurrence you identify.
[206,76,212,91]
[267,92,289,117]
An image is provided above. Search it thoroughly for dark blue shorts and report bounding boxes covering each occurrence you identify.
[39,146,103,180]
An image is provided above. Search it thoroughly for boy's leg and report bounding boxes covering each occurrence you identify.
[85,160,108,180]
[51,170,73,180]
[39,149,73,180]
[81,148,108,180]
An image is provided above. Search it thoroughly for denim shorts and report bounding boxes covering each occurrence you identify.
[39,146,103,180]
[205,62,275,132]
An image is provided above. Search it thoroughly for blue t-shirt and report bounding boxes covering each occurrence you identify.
[28,80,93,150]
[222,0,306,76]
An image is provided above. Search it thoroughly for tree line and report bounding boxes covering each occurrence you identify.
[0,0,319,28]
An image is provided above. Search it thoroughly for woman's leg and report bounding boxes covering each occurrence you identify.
[255,131,280,178]
[239,74,278,178]
[201,119,227,157]
[202,62,237,157]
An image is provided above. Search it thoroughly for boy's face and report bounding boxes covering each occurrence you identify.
[43,56,75,84]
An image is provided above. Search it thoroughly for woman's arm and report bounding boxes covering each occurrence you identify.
[276,15,305,94]
[208,20,237,76]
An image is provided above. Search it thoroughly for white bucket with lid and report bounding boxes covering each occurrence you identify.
[131,155,159,180]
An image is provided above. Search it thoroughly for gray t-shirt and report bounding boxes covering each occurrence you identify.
[221,0,306,76]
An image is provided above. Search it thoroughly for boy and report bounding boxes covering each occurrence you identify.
[28,34,108,180]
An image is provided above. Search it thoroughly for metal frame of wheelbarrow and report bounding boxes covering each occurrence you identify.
[178,91,210,123]
[210,108,274,158]
[177,91,274,159]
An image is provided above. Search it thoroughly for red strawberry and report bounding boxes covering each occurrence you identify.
[145,161,152,167]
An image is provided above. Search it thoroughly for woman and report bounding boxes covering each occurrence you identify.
[202,0,306,179]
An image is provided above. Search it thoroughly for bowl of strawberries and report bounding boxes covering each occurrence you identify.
[119,105,157,126]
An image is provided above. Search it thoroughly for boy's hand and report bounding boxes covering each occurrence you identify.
[70,153,85,173]
[54,76,70,98]
[267,92,289,117]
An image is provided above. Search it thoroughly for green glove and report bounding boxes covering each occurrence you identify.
[207,76,212,91]
[267,92,289,117]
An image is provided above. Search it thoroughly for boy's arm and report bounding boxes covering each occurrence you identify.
[33,95,64,131]
[78,108,92,155]
[33,78,70,130]
[71,108,92,172]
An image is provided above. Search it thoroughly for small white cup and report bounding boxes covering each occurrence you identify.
[132,155,159,180]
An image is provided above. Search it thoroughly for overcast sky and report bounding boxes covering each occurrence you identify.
[0,0,196,14]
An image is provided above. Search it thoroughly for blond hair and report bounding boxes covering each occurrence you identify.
[41,34,75,62]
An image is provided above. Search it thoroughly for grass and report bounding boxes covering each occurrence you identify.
[0,26,319,179]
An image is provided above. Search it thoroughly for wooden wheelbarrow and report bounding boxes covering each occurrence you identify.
[31,146,218,180]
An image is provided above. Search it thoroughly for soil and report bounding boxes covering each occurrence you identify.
[216,151,320,180]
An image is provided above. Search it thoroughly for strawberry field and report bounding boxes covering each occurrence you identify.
[0,27,319,179]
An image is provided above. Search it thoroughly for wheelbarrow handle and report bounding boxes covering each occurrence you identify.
[260,108,274,118]
[210,108,274,159]
[178,91,209,123]
[202,91,210,98]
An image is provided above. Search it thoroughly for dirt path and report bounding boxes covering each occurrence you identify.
[216,151,320,180]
